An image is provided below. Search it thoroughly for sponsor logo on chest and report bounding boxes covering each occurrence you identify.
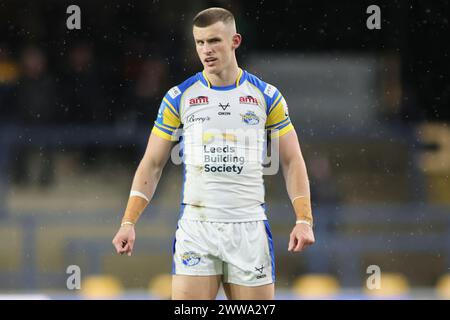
[239,95,259,105]
[240,111,260,125]
[189,96,209,106]
[218,102,231,115]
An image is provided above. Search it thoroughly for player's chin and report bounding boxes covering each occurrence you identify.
[204,63,220,73]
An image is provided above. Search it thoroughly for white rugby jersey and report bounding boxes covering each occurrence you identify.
[152,68,294,222]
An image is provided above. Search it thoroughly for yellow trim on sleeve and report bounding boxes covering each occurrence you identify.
[152,126,174,141]
[158,122,177,132]
[270,123,294,139]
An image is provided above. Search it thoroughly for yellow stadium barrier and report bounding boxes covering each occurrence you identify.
[292,274,340,299]
[148,273,172,299]
[81,275,123,299]
[364,272,409,298]
[436,274,450,299]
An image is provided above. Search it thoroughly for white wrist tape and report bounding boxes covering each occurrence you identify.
[121,221,135,227]
[296,219,312,227]
[130,190,150,202]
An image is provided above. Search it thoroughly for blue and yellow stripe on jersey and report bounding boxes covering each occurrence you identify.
[265,95,294,138]
[152,97,181,141]
[151,74,199,141]
[246,73,294,138]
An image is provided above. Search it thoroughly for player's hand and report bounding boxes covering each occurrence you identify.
[112,225,136,256]
[288,223,315,253]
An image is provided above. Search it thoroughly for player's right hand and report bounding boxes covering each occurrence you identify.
[112,225,136,256]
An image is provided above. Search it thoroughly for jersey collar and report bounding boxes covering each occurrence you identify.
[198,68,246,91]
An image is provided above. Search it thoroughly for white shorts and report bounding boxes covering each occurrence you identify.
[172,219,275,286]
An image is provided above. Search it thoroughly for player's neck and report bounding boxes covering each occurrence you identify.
[204,63,240,87]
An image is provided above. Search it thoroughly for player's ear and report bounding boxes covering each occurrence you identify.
[231,33,242,50]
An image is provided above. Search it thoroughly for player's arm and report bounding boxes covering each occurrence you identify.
[113,87,181,256]
[278,129,315,253]
[126,132,174,219]
[264,86,315,252]
[112,132,174,256]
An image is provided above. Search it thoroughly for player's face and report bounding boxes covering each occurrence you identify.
[193,21,240,74]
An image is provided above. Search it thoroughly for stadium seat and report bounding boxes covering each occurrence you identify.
[292,274,340,298]
[148,273,172,299]
[436,274,450,299]
[364,272,409,298]
[81,275,123,299]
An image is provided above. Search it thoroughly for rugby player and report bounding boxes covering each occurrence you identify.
[112,7,315,300]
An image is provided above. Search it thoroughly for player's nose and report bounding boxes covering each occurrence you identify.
[202,44,213,55]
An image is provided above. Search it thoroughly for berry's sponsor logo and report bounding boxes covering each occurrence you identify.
[187,114,210,123]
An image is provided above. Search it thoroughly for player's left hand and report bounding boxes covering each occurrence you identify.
[288,223,315,253]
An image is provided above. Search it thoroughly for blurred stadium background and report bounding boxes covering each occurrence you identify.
[1,0,450,299]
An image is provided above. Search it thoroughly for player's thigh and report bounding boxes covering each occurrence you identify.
[172,274,221,300]
[222,220,275,289]
[223,282,274,300]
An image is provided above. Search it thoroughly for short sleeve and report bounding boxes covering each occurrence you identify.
[151,90,182,141]
[265,91,294,138]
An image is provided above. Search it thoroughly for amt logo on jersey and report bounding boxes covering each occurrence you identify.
[189,96,209,106]
[239,96,258,105]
